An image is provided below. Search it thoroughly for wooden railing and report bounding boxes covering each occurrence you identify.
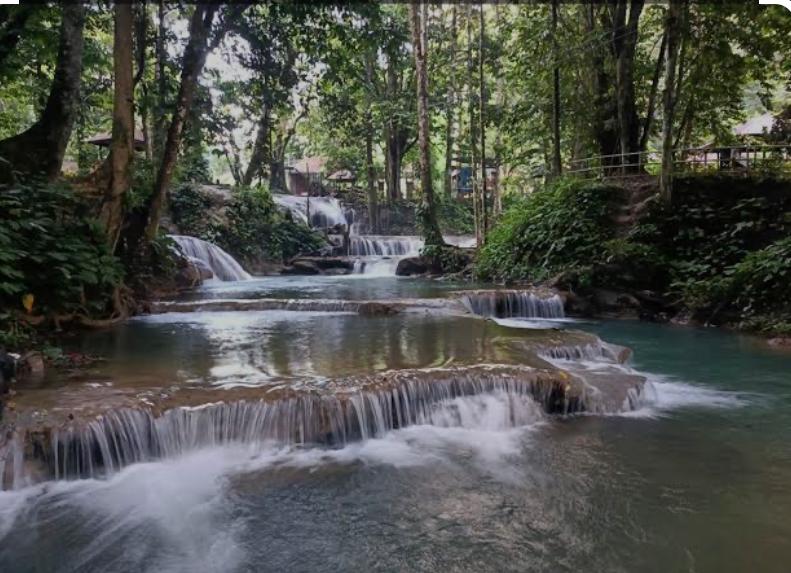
[565,144,791,181]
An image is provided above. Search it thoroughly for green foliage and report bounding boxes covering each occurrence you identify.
[475,179,621,282]
[169,182,216,238]
[169,183,325,263]
[420,243,469,274]
[436,194,474,235]
[0,181,122,317]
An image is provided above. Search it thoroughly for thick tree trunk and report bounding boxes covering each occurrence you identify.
[384,130,403,202]
[661,0,683,203]
[551,0,562,177]
[0,4,85,181]
[443,6,457,197]
[99,2,135,249]
[242,109,269,187]
[585,2,619,170]
[409,2,444,247]
[613,0,645,170]
[142,5,219,242]
[639,29,667,152]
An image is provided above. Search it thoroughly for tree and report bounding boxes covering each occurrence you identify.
[99,1,134,248]
[550,0,562,177]
[0,4,85,181]
[141,5,244,243]
[409,2,444,247]
[661,0,684,202]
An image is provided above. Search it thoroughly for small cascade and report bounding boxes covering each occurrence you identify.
[272,194,348,229]
[461,291,566,319]
[349,235,423,276]
[0,365,625,487]
[349,236,423,256]
[170,235,251,282]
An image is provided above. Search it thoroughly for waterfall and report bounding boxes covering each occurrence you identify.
[349,235,422,276]
[349,236,423,256]
[272,194,348,229]
[1,364,632,487]
[170,235,251,282]
[462,291,566,319]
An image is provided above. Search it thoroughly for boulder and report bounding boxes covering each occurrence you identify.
[768,337,791,349]
[17,352,44,381]
[0,349,16,395]
[396,256,431,277]
[281,257,354,275]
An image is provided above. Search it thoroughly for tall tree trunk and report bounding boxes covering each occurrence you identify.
[492,3,504,215]
[142,5,220,242]
[443,5,457,197]
[639,29,667,152]
[551,0,562,177]
[242,108,269,187]
[153,0,167,162]
[585,3,618,169]
[364,52,378,232]
[466,3,480,246]
[99,2,135,249]
[409,2,444,247]
[0,4,85,181]
[384,57,403,203]
[661,0,683,203]
[613,0,645,171]
[478,3,488,239]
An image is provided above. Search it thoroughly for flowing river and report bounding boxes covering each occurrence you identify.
[1,272,790,572]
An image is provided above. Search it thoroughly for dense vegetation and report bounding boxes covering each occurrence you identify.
[170,183,325,265]
[0,1,789,346]
[476,175,791,333]
[475,180,623,282]
[0,181,122,347]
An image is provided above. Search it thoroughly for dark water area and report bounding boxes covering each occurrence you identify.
[2,275,791,572]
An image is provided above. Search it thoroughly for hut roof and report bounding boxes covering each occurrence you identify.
[288,156,326,174]
[733,113,775,137]
[326,169,355,181]
[86,130,147,151]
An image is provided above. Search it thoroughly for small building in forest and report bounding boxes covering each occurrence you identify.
[286,156,326,196]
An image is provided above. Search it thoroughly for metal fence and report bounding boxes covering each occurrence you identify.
[566,144,791,181]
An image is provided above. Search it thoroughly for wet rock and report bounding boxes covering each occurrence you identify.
[768,337,791,348]
[281,260,320,275]
[17,352,44,381]
[0,349,16,396]
[357,302,400,316]
[395,256,431,277]
[282,257,354,276]
[592,289,641,314]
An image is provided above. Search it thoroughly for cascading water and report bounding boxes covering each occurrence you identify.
[170,235,251,282]
[349,236,423,256]
[349,235,423,276]
[0,365,610,487]
[462,291,566,319]
[272,194,348,229]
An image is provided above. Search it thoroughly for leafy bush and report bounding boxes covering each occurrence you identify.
[169,182,217,238]
[169,183,325,263]
[0,181,122,317]
[475,179,621,282]
[436,193,474,235]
